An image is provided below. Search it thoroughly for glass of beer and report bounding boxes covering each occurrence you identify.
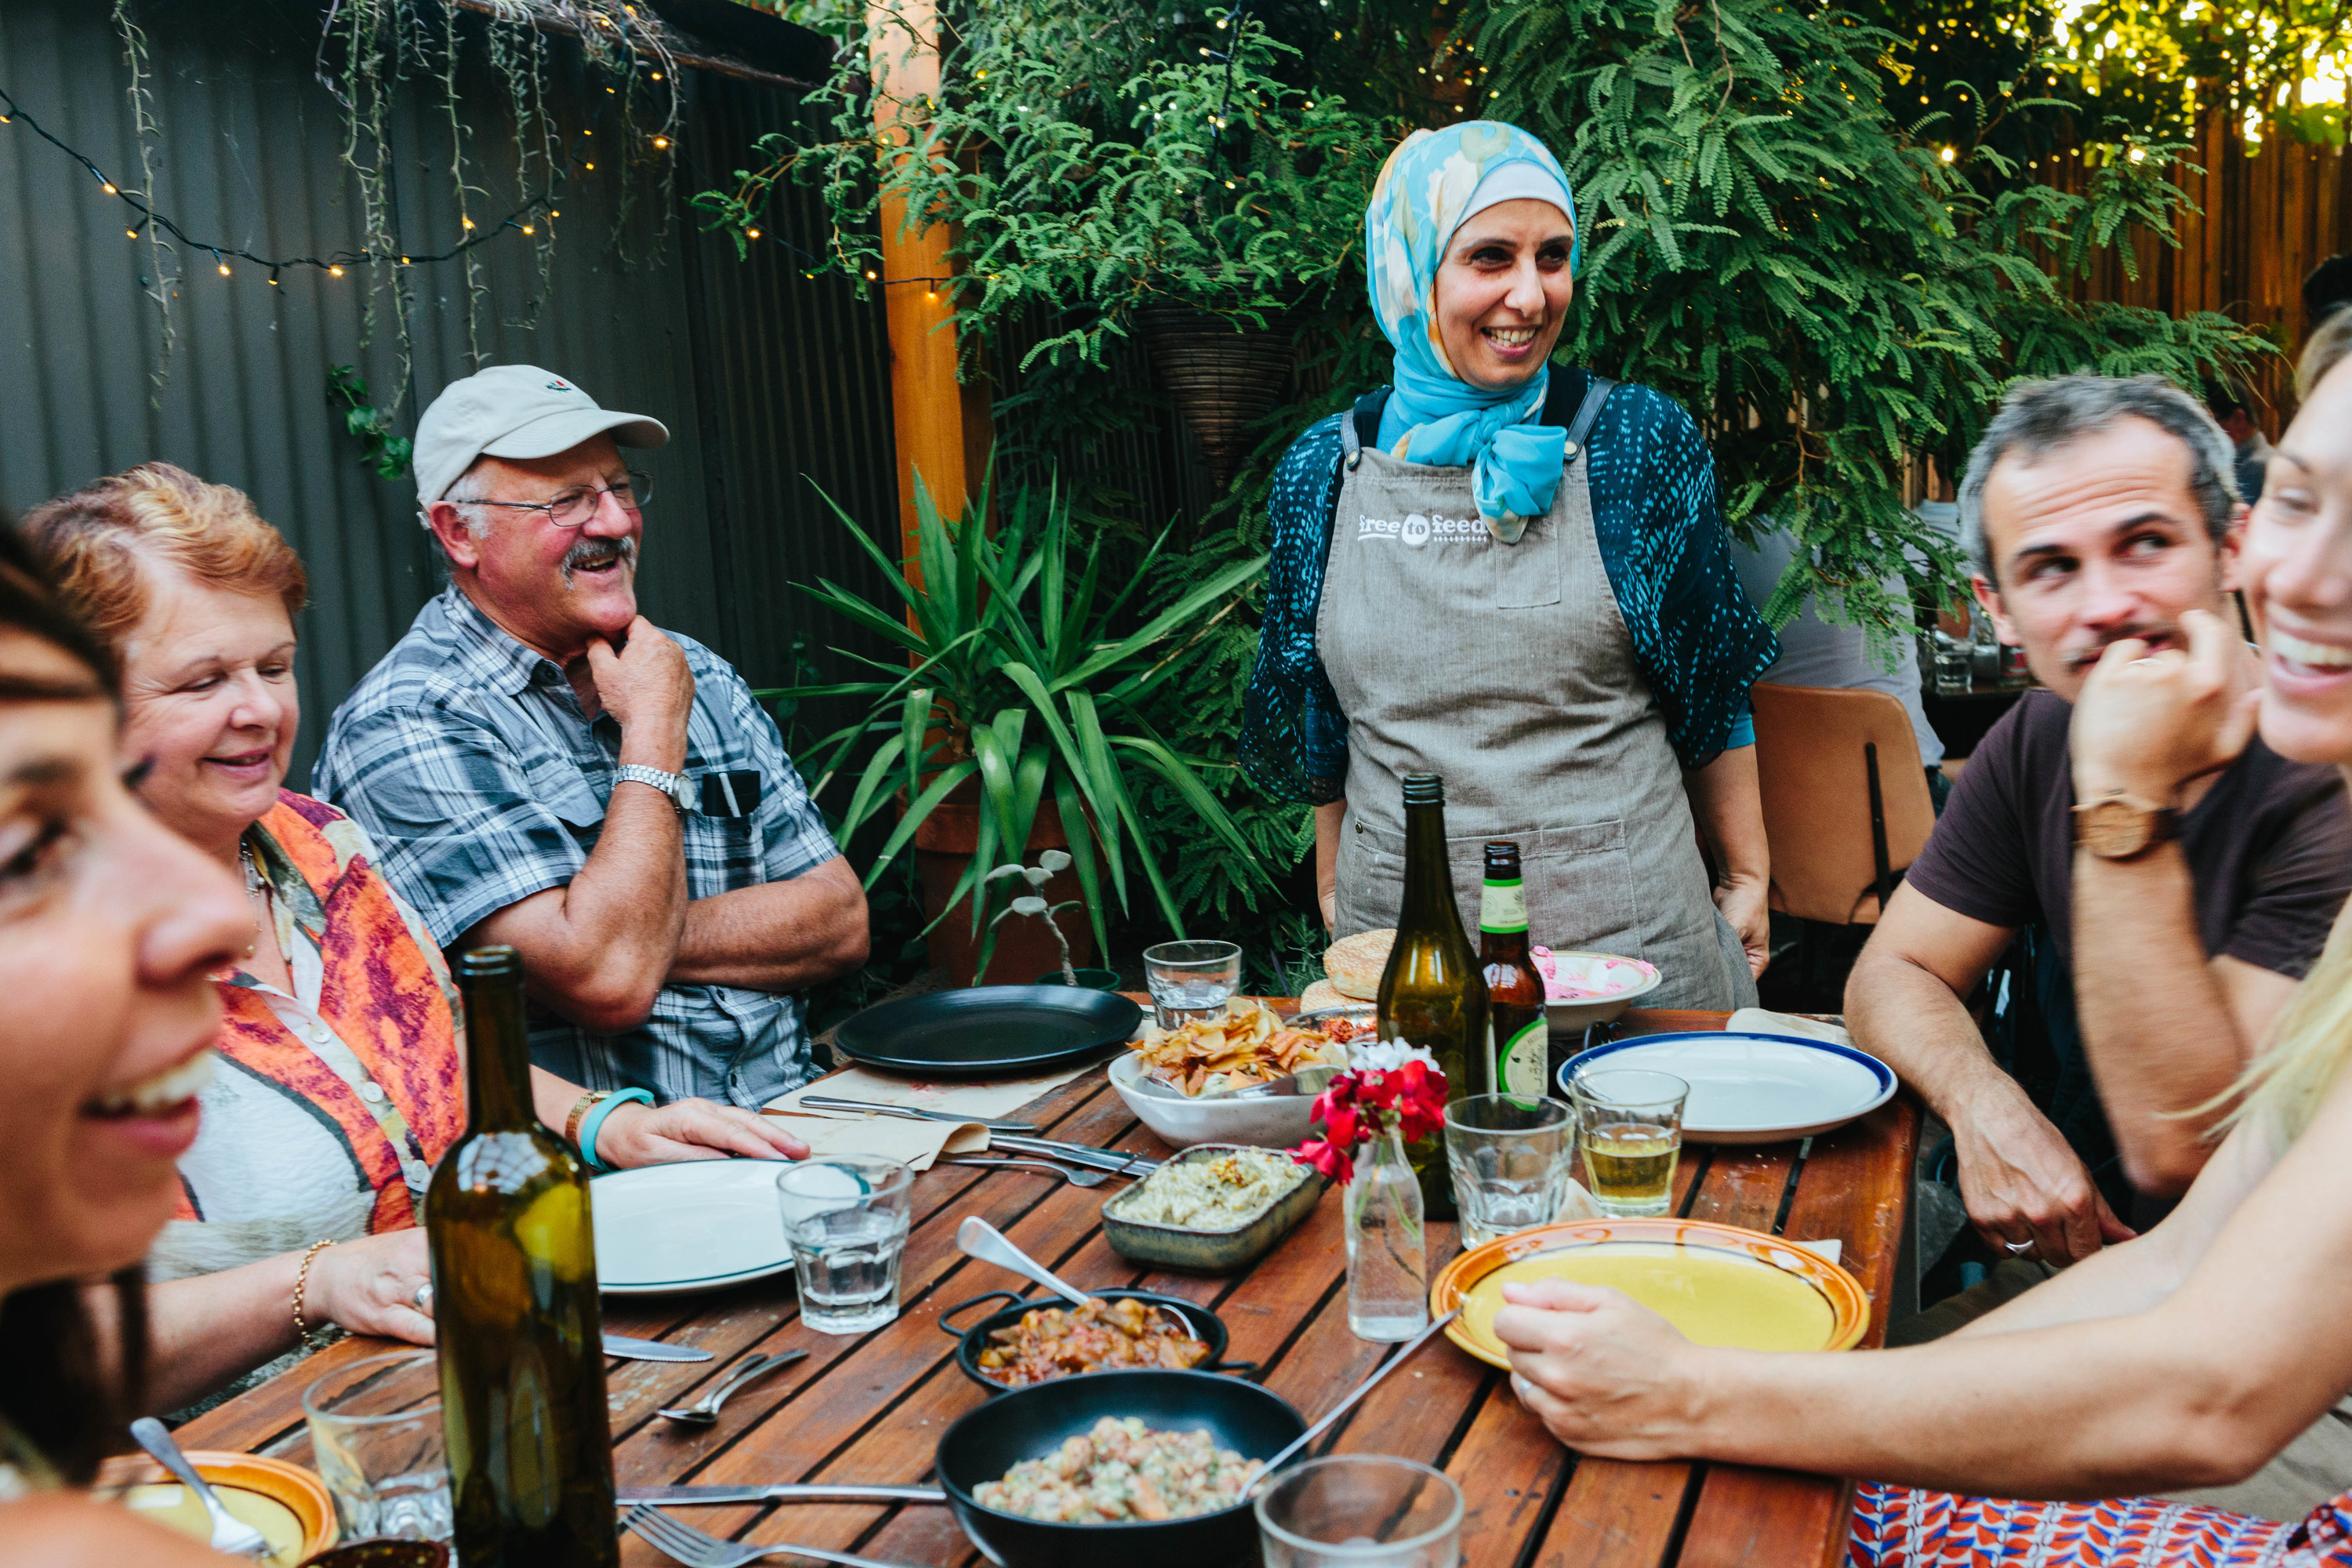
[1569,1069,1688,1217]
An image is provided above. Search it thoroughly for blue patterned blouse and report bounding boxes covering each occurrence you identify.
[1239,370,1781,805]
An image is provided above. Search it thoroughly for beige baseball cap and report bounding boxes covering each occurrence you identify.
[412,363,669,511]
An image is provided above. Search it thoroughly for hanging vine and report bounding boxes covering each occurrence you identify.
[110,2,176,401]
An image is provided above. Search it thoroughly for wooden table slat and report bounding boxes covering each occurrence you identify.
[189,1006,1915,1568]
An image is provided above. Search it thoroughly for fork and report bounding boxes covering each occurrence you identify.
[623,1504,921,1567]
[129,1417,272,1559]
[657,1348,808,1425]
[942,1155,1109,1187]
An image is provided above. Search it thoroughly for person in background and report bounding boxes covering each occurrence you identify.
[317,366,868,1109]
[1728,523,1944,787]
[1240,122,1780,1004]
[21,464,807,1414]
[2205,376,2273,505]
[0,517,243,1563]
[1492,310,2352,1568]
[1838,373,2352,1519]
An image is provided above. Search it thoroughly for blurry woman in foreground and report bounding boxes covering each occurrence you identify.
[1497,317,2352,1565]
[23,466,807,1411]
[0,521,241,1562]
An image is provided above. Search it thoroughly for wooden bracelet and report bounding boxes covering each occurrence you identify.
[292,1239,336,1352]
[564,1090,606,1156]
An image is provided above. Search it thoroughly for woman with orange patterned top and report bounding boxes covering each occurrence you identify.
[23,464,808,1411]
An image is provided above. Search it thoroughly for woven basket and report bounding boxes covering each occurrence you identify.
[1134,304,1294,492]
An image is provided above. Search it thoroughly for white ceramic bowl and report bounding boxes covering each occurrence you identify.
[1539,949,1665,1033]
[1108,1051,1324,1150]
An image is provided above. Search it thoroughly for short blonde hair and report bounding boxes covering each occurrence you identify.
[18,463,307,653]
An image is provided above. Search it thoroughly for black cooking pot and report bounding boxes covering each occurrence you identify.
[936,1369,1304,1568]
[937,1288,1258,1393]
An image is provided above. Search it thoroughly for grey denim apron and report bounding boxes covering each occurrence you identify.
[1316,423,1755,1011]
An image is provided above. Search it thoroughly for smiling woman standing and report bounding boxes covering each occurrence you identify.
[1242,122,1780,1009]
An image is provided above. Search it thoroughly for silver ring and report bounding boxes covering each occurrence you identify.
[2005,1240,2036,1256]
[412,1283,434,1313]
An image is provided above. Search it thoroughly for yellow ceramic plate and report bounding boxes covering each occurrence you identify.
[1431,1217,1870,1369]
[100,1450,339,1566]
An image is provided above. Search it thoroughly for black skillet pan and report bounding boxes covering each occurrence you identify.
[937,1288,1258,1393]
[936,1369,1305,1568]
[831,985,1144,1078]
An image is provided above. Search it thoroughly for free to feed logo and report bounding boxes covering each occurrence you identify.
[1357,512,1481,546]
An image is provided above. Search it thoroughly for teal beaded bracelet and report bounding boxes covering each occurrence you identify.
[575,1087,654,1171]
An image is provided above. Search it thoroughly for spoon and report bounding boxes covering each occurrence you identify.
[953,1217,1196,1336]
[657,1348,807,1426]
[129,1417,272,1559]
[954,1216,1092,1308]
[942,1156,1110,1188]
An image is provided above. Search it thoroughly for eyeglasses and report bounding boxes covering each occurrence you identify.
[472,470,652,529]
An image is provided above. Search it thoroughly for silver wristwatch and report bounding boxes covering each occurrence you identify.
[613,764,693,815]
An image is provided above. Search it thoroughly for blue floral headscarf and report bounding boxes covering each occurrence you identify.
[1366,122,1579,543]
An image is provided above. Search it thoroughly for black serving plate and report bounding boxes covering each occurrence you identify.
[937,1287,1257,1393]
[937,1370,1304,1568]
[831,985,1143,1078]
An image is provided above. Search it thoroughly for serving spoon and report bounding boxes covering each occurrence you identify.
[953,1216,1195,1336]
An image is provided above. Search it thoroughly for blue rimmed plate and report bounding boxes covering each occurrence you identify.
[1559,1030,1897,1144]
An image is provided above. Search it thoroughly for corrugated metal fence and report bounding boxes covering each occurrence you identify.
[0,0,900,786]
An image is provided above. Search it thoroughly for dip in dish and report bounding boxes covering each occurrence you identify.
[974,1416,1263,1523]
[1110,1147,1311,1231]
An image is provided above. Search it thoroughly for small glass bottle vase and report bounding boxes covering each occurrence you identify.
[1345,1127,1430,1341]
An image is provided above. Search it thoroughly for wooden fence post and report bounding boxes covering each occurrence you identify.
[869,0,992,592]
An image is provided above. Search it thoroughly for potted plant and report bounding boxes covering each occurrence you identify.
[773,472,1274,985]
[985,851,1122,989]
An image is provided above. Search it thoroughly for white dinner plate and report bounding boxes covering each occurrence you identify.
[1559,1031,1897,1144]
[591,1160,796,1296]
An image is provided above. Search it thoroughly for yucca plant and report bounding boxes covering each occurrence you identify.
[774,474,1273,978]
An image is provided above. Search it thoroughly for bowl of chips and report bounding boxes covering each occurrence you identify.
[1109,1001,1353,1149]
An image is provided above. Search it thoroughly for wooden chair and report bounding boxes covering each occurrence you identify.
[1751,684,1938,926]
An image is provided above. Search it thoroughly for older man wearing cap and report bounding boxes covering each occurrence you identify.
[316,365,869,1109]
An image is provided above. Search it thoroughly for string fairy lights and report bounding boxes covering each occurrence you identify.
[0,81,556,281]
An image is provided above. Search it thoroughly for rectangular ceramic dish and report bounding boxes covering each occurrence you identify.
[1100,1142,1327,1274]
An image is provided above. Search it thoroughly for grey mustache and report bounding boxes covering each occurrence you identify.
[560,535,637,588]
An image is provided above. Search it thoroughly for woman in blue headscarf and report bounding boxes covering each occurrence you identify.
[1240,121,1781,1040]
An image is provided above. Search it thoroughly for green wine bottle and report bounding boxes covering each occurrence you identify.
[1376,773,1490,1218]
[426,946,618,1568]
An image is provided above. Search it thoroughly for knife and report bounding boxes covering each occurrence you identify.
[604,1334,715,1363]
[615,1483,946,1505]
[788,1096,1040,1134]
[988,1134,1161,1175]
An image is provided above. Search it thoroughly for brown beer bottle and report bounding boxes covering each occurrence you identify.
[1479,841,1551,1100]
[1377,772,1490,1218]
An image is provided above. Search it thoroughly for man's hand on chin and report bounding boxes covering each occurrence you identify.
[2071,608,2260,801]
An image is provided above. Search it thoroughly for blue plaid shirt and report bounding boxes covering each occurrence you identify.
[314,586,844,1108]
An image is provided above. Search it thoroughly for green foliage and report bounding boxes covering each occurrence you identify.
[770,473,1278,977]
[326,366,415,480]
[697,7,1400,368]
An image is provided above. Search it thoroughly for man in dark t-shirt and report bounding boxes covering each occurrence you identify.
[1846,376,2352,1269]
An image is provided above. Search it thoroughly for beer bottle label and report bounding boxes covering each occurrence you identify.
[1501,1018,1550,1097]
[1479,877,1528,935]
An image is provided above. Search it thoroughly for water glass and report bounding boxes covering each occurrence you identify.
[301,1351,452,1543]
[1142,939,1242,1029]
[1569,1069,1689,1218]
[777,1155,914,1334]
[1257,1455,1464,1568]
[1444,1094,1576,1247]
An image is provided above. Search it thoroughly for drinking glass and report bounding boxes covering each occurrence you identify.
[1142,939,1242,1029]
[1257,1455,1464,1568]
[776,1155,915,1334]
[1444,1094,1576,1247]
[301,1351,452,1543]
[1568,1069,1689,1218]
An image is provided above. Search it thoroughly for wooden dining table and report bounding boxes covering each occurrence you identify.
[180,1004,1918,1567]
